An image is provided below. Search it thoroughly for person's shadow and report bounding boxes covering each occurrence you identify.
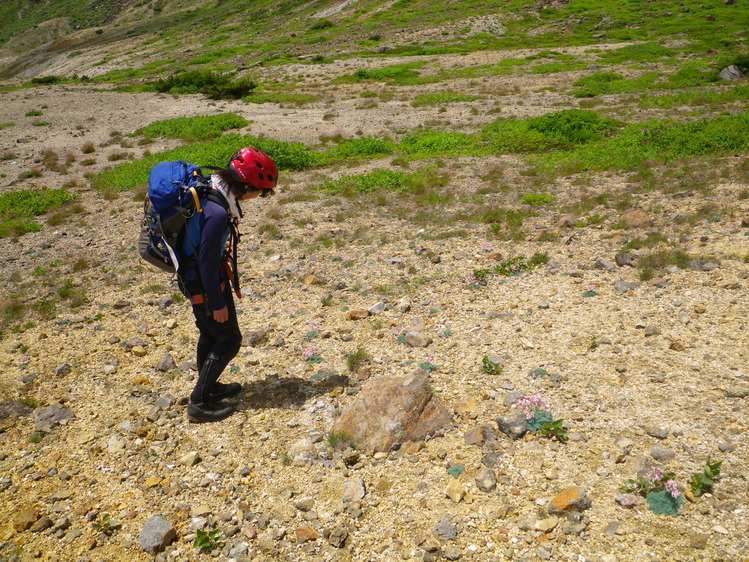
[240,373,351,410]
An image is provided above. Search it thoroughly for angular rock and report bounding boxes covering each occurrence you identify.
[342,479,366,503]
[650,444,675,462]
[288,438,318,464]
[464,424,498,447]
[137,516,176,553]
[30,516,53,533]
[330,374,451,452]
[107,434,126,454]
[548,487,591,515]
[13,508,39,532]
[54,363,71,377]
[404,331,432,348]
[180,451,201,466]
[328,526,348,548]
[155,394,175,410]
[616,493,645,508]
[34,403,74,432]
[614,281,638,294]
[445,479,465,503]
[155,354,176,372]
[394,298,411,314]
[594,258,615,271]
[295,526,318,542]
[368,300,386,314]
[495,410,528,440]
[475,468,497,493]
[433,514,457,541]
[346,310,370,321]
[615,253,635,267]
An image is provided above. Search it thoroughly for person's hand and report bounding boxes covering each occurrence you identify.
[213,306,229,323]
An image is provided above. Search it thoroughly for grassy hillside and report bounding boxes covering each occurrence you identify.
[2,0,748,81]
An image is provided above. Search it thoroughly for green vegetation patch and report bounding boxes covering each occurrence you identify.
[411,93,483,107]
[333,61,428,85]
[0,189,77,238]
[243,92,318,105]
[534,110,749,174]
[133,113,249,141]
[571,67,720,98]
[320,137,396,162]
[483,109,624,153]
[149,70,256,100]
[596,42,674,65]
[318,169,406,195]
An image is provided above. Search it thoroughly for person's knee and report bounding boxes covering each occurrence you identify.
[227,333,242,358]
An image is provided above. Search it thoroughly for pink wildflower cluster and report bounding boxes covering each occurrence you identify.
[302,346,319,359]
[515,394,549,419]
[646,467,664,483]
[664,479,679,499]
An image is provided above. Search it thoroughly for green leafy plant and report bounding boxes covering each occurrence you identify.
[193,529,224,553]
[481,356,503,375]
[538,419,568,443]
[689,458,722,497]
[93,513,120,536]
[527,409,553,432]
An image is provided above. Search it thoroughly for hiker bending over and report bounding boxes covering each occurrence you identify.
[179,147,277,422]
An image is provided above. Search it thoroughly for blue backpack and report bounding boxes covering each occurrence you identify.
[138,161,218,274]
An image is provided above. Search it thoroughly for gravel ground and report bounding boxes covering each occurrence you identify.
[0,46,748,562]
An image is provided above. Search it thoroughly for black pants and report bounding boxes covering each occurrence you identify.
[190,284,242,403]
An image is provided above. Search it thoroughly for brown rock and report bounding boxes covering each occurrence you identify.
[621,209,653,228]
[689,532,708,549]
[13,508,39,532]
[330,374,452,452]
[346,310,369,320]
[669,340,686,351]
[464,424,498,447]
[548,487,590,515]
[295,526,319,542]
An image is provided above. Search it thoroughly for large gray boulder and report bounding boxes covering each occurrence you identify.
[719,64,744,81]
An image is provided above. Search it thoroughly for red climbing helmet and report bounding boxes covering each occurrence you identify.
[227,147,278,190]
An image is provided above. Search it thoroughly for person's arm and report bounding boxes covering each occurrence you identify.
[197,202,228,317]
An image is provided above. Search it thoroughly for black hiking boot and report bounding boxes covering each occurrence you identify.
[208,382,242,400]
[186,401,235,423]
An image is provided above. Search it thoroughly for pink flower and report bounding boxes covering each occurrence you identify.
[664,479,679,499]
[646,467,664,483]
[515,394,549,419]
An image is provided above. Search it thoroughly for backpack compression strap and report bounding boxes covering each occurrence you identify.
[206,190,242,299]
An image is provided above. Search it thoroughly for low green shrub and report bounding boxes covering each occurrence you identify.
[150,70,256,99]
[319,169,406,195]
[133,113,249,141]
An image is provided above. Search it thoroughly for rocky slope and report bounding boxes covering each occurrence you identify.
[0,46,748,562]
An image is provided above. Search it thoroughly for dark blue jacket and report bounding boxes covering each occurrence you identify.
[181,198,231,311]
